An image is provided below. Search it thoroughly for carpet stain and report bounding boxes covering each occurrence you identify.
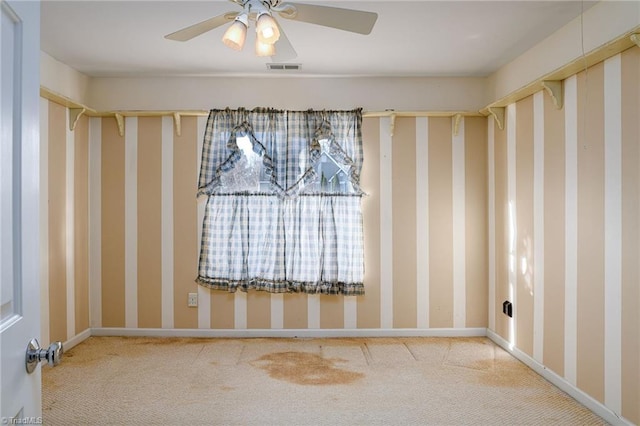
[251,351,363,386]
[466,359,494,371]
[470,359,546,388]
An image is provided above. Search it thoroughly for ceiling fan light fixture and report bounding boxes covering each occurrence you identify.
[222,14,249,51]
[255,12,280,44]
[255,37,276,57]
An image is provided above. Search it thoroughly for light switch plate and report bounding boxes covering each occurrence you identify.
[188,293,198,307]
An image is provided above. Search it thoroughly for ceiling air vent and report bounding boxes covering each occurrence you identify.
[267,63,301,71]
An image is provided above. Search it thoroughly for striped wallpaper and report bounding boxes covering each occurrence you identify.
[488,48,639,423]
[39,99,90,346]
[38,46,638,425]
[40,105,489,339]
[87,114,488,331]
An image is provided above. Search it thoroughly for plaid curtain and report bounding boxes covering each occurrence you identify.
[196,108,365,295]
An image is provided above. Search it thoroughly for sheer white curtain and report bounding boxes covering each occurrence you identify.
[196,108,365,295]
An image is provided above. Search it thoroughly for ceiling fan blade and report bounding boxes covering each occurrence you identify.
[165,12,238,42]
[277,3,377,35]
[271,21,297,62]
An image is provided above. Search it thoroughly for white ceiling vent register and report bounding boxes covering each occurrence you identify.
[266,63,301,71]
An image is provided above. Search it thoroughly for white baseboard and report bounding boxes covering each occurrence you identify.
[90,327,487,339]
[63,328,91,352]
[486,329,633,426]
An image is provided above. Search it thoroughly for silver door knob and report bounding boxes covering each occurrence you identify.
[25,338,63,374]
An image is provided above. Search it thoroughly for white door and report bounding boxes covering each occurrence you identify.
[0,0,42,421]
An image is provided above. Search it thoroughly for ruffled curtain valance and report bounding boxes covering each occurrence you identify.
[196,108,365,295]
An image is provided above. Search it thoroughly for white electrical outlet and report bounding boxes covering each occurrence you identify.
[188,293,198,307]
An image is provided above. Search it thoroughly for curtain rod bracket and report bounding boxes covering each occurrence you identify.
[631,34,640,48]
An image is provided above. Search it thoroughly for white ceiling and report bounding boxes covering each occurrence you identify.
[41,0,596,78]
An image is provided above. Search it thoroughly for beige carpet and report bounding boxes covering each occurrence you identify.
[42,336,607,425]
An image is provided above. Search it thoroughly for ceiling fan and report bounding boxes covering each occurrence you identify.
[164,0,378,61]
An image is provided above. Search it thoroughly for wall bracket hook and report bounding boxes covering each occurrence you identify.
[541,80,563,110]
[173,112,182,137]
[488,107,505,130]
[69,108,86,131]
[114,113,125,137]
[453,114,463,136]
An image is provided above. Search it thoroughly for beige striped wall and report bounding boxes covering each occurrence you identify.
[488,47,639,424]
[39,99,91,346]
[83,114,488,331]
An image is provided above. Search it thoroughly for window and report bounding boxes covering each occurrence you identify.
[196,108,365,295]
